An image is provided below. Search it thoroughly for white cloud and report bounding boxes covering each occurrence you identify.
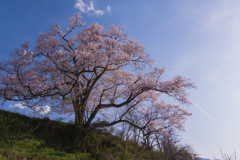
[87,1,94,11]
[95,9,104,16]
[8,103,51,115]
[74,0,87,13]
[33,105,51,115]
[74,0,110,16]
[9,103,27,109]
[106,5,111,12]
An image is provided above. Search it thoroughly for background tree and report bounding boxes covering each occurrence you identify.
[154,129,197,160]
[0,13,194,141]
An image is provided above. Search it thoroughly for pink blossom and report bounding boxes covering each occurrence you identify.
[0,13,194,135]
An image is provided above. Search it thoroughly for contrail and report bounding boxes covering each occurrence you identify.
[192,103,216,122]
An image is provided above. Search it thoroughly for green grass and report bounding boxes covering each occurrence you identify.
[0,109,90,159]
[0,110,160,160]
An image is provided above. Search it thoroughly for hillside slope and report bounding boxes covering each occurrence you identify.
[0,109,166,160]
[0,109,200,160]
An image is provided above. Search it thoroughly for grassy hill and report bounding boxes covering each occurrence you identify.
[0,109,166,160]
[0,109,200,160]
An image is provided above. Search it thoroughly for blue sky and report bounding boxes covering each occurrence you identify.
[1,0,240,158]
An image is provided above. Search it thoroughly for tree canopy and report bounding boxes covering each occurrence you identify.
[0,13,194,138]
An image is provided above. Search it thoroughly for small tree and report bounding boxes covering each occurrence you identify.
[0,13,194,141]
[153,129,197,160]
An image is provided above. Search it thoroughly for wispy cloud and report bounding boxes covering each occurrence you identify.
[75,0,87,13]
[87,1,94,11]
[94,9,104,16]
[198,3,240,33]
[192,103,216,122]
[106,5,111,13]
[74,0,111,16]
[177,0,240,34]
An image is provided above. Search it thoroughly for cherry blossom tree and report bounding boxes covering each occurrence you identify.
[0,13,194,140]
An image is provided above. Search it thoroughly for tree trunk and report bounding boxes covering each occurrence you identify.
[74,106,82,135]
[73,103,87,151]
